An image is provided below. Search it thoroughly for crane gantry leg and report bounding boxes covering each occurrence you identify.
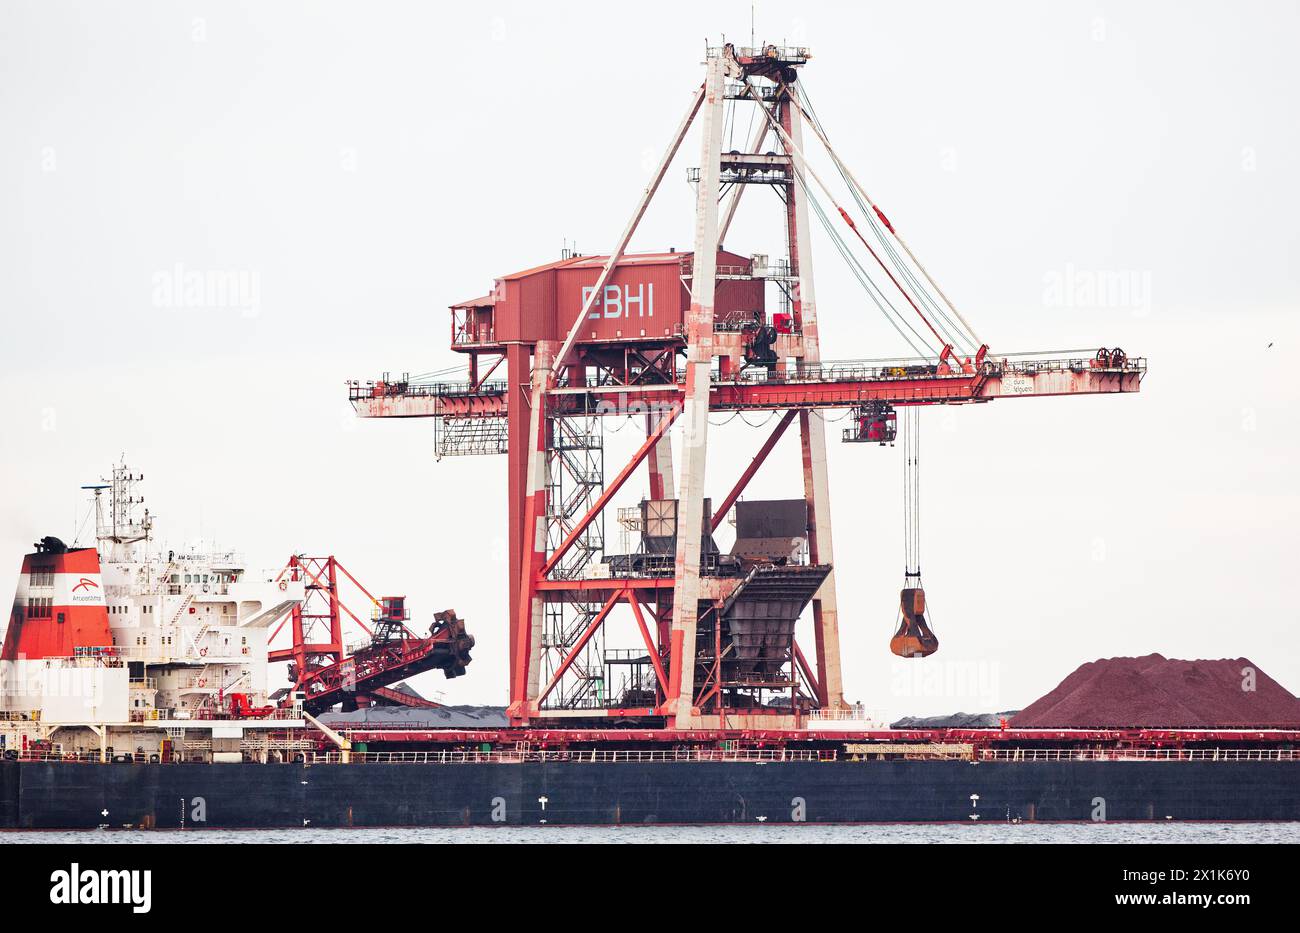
[667,53,730,728]
[783,93,846,710]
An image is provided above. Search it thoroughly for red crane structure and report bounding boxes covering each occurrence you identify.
[267,555,473,715]
[348,43,1145,731]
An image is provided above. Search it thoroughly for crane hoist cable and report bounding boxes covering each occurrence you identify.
[787,144,938,356]
[792,80,986,353]
[858,191,975,357]
[748,84,954,360]
[797,170,937,357]
[798,83,976,357]
[892,405,939,659]
[902,405,921,578]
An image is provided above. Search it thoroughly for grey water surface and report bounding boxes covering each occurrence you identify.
[4,823,1297,844]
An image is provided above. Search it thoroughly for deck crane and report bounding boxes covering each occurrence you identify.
[346,42,1145,730]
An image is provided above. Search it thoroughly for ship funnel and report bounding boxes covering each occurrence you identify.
[1,542,113,661]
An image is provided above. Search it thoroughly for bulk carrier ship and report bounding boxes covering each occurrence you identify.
[3,42,1298,829]
[3,462,1298,829]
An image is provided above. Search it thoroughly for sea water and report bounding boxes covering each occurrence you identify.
[4,823,1298,844]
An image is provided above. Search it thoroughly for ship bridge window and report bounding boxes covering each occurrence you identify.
[29,567,54,587]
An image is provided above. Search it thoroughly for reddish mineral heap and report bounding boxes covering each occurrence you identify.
[1012,653,1300,729]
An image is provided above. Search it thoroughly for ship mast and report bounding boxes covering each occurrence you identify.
[92,460,151,562]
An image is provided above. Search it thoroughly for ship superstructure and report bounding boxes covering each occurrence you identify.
[88,463,304,721]
[1,462,307,761]
[0,462,474,765]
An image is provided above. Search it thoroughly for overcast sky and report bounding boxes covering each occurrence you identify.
[2,1,1296,718]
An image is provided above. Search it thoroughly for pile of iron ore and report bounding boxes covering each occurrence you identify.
[1012,653,1300,729]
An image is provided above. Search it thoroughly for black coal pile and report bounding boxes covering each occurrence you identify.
[890,711,1019,729]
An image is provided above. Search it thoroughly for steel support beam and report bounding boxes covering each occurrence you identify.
[646,413,675,501]
[511,342,556,722]
[627,592,669,699]
[667,54,732,728]
[505,342,531,700]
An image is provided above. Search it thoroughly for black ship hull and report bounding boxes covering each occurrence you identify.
[4,759,1300,828]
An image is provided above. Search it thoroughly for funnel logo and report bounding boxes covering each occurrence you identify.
[68,576,104,605]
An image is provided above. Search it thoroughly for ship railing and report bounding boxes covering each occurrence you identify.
[5,749,104,763]
[113,645,247,663]
[13,746,1299,765]
[39,651,124,668]
[3,742,313,763]
[808,706,888,722]
[0,710,41,721]
[979,748,1300,762]
[306,748,838,765]
[183,707,302,722]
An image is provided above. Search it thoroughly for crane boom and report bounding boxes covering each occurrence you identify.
[348,351,1144,420]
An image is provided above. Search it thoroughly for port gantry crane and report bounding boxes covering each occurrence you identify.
[348,43,1145,732]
